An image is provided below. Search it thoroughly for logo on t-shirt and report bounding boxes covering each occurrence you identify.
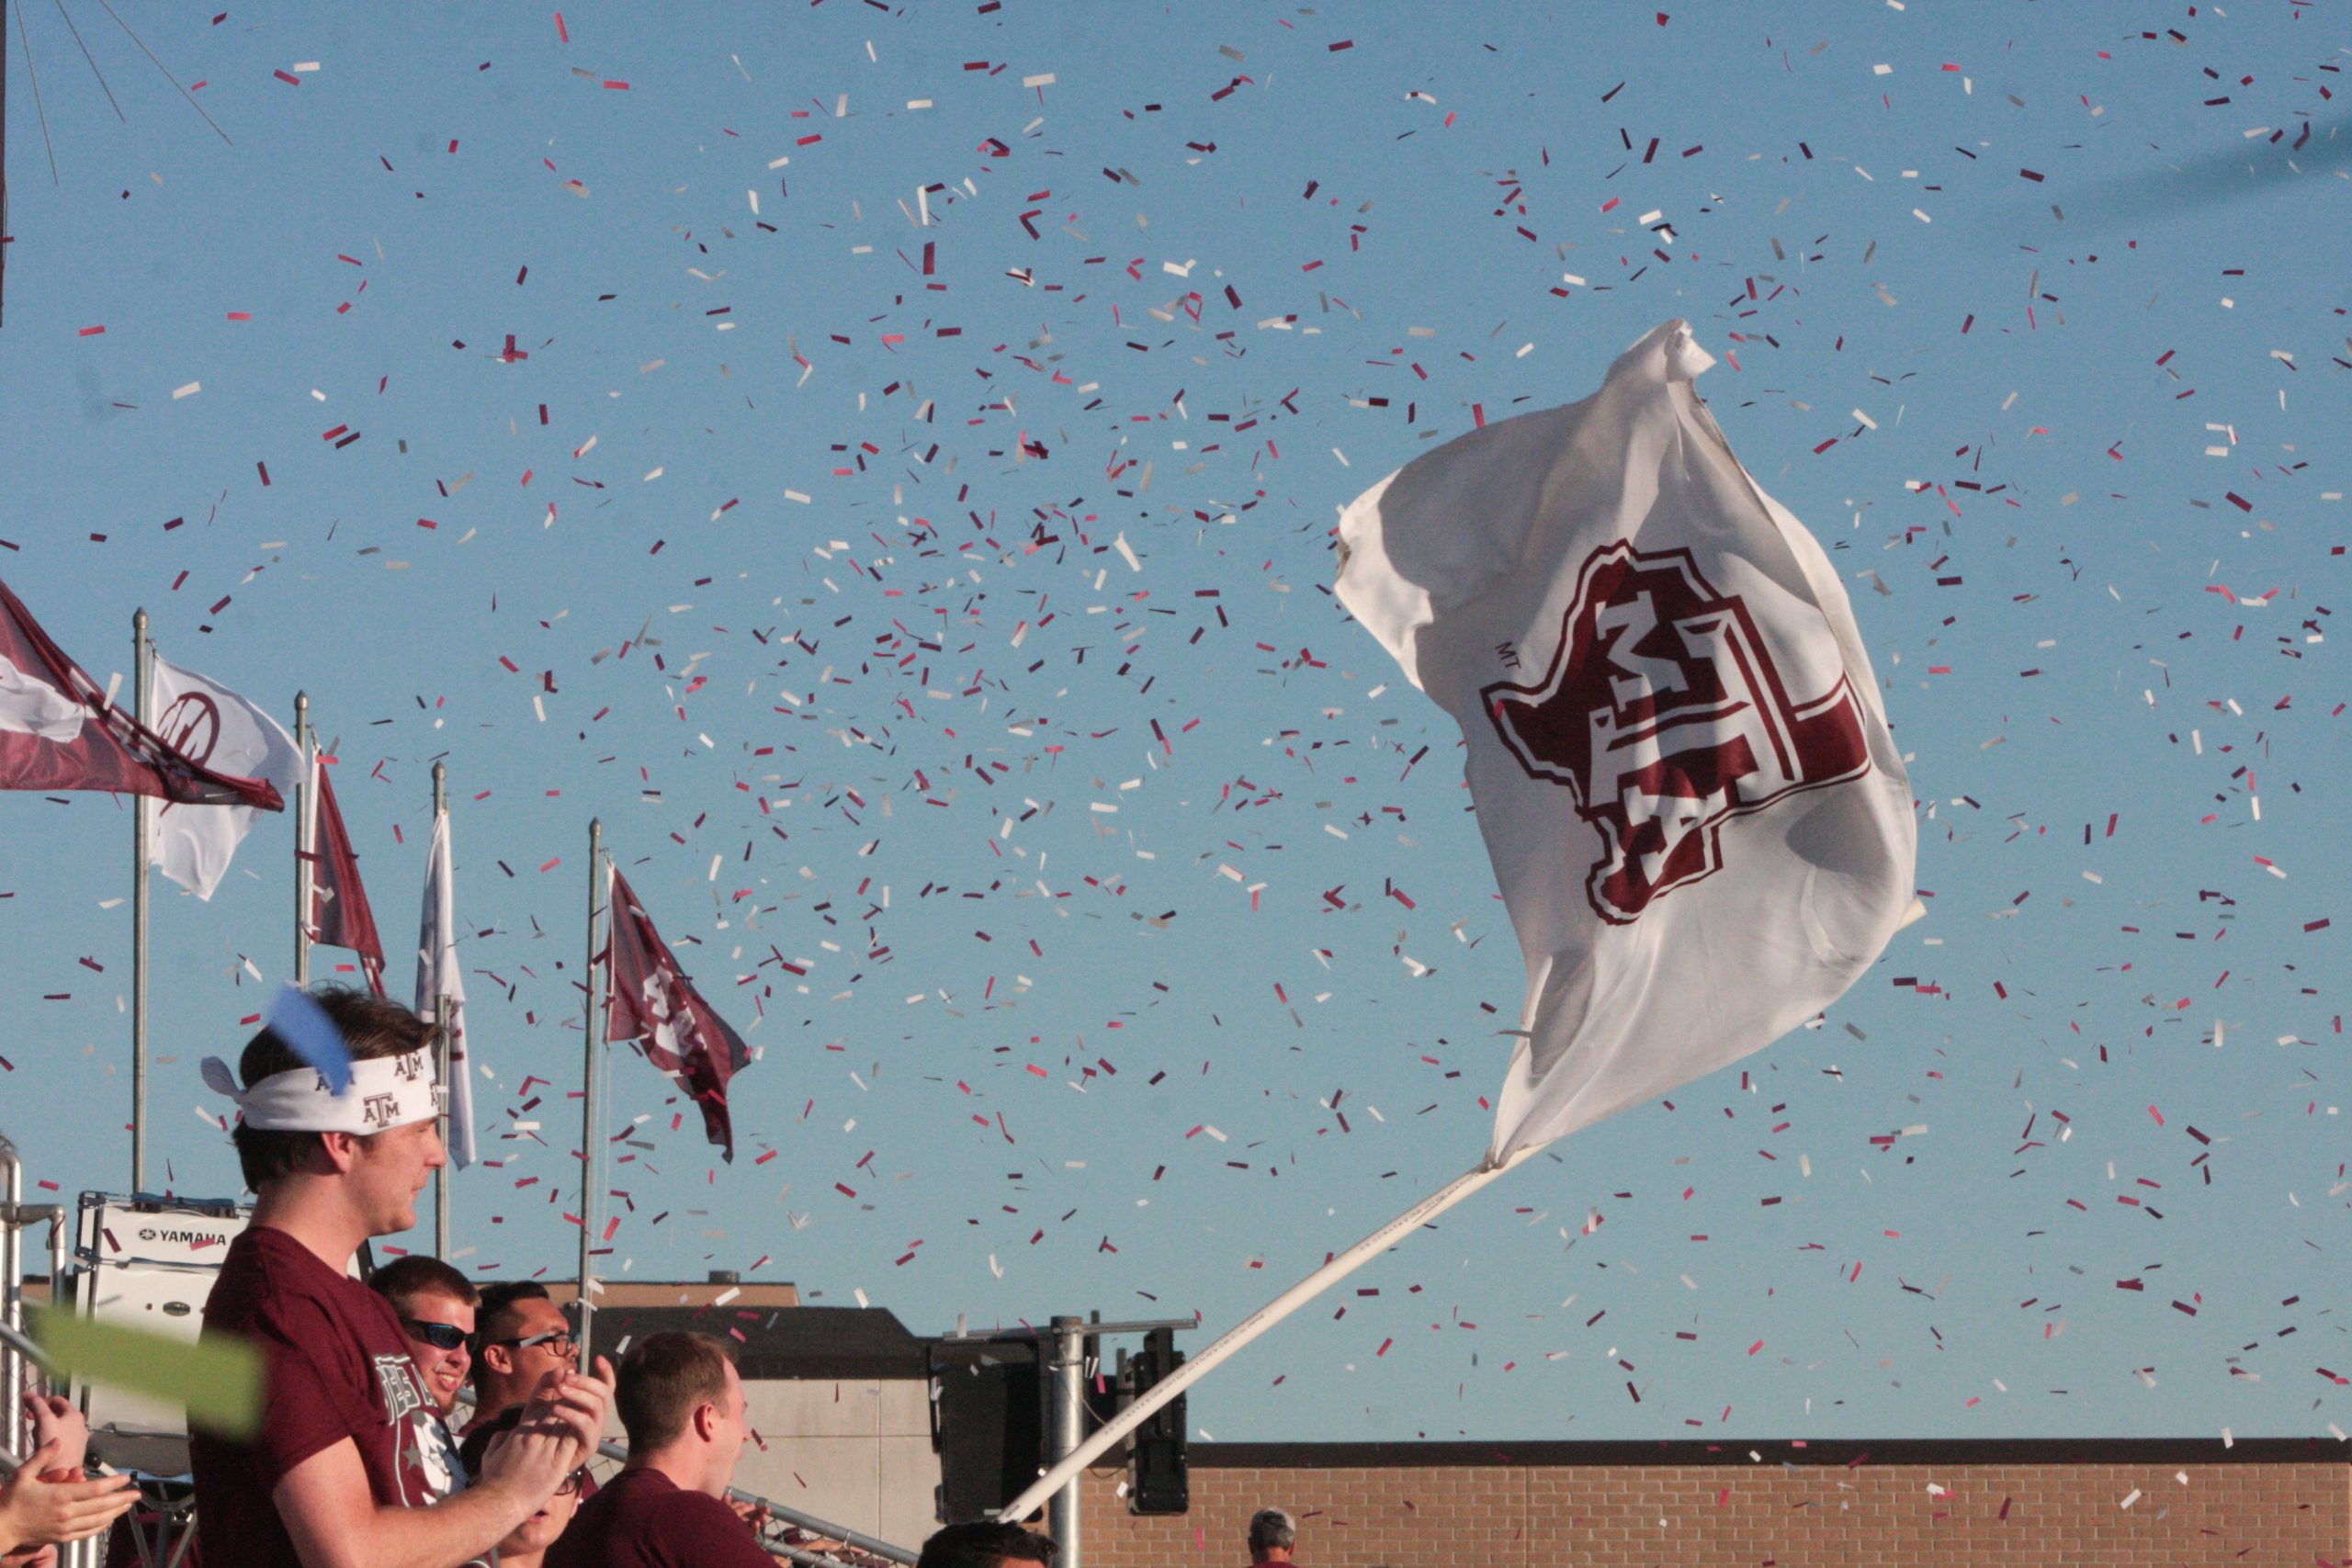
[376,1355,424,1424]
[373,1355,464,1506]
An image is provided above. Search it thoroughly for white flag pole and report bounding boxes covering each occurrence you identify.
[130,609,151,1193]
[431,761,451,1259]
[995,1145,1537,1524]
[576,820,605,1365]
[293,691,312,987]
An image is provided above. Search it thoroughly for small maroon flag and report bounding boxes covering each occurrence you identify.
[0,578,282,809]
[308,760,386,995]
[605,869,751,1160]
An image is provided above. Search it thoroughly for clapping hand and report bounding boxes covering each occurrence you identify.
[0,1437,138,1555]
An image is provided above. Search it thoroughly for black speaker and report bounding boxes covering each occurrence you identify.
[1126,1327,1188,1515]
[931,1338,1043,1523]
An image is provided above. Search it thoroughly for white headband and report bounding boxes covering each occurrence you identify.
[200,1048,441,1134]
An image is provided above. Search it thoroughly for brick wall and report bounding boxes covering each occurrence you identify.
[1077,1440,2351,1568]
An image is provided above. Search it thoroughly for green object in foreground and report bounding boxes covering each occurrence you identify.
[30,1303,264,1439]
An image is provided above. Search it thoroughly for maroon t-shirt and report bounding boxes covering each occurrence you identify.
[544,1467,770,1568]
[191,1226,466,1568]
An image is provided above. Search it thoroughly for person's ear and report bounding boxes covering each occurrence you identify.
[481,1343,514,1377]
[694,1400,719,1443]
[317,1131,364,1174]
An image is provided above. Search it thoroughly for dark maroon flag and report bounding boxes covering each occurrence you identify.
[605,869,752,1160]
[0,578,282,809]
[308,761,386,995]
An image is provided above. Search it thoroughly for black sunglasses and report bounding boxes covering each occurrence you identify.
[482,1327,577,1357]
[402,1318,471,1352]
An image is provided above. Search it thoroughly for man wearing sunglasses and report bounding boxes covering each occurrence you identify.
[368,1256,478,1421]
[468,1282,580,1439]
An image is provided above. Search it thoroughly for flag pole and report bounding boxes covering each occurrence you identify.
[432,761,451,1258]
[433,990,452,1258]
[576,818,604,1364]
[996,1147,1536,1525]
[293,692,311,987]
[130,609,151,1193]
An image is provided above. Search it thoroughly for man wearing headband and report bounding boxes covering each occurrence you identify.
[191,987,615,1568]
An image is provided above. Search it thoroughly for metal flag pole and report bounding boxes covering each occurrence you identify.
[996,1147,1538,1525]
[130,610,151,1193]
[1046,1316,1085,1566]
[576,818,604,1365]
[434,991,452,1258]
[293,692,311,987]
[1,0,9,327]
[431,761,450,1259]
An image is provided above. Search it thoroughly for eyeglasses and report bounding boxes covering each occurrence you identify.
[556,1468,591,1497]
[483,1328,576,1359]
[402,1319,472,1352]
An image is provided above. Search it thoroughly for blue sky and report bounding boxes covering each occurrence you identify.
[1,1,2346,1445]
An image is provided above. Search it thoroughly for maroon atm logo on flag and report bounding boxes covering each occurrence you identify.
[1485,542,1871,925]
[156,692,223,767]
[606,869,751,1161]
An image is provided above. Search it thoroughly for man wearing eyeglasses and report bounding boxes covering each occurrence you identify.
[467,1283,580,1439]
[368,1256,478,1421]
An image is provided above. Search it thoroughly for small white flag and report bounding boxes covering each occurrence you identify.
[415,808,476,1168]
[1337,320,1917,1165]
[145,658,303,900]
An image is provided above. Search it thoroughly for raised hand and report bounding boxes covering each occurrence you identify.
[19,1397,89,1478]
[473,1417,586,1517]
[519,1354,616,1466]
[0,1438,139,1552]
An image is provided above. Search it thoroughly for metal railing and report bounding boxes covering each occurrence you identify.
[2,1128,101,1568]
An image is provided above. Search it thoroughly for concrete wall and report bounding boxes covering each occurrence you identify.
[1077,1449,2352,1568]
[736,1377,941,1551]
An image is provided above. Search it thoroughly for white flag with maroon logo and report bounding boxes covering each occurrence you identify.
[1337,320,1917,1165]
[147,657,303,900]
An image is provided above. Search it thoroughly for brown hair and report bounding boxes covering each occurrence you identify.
[229,985,435,1190]
[615,1331,735,1451]
[916,1522,1058,1568]
[474,1280,554,1343]
[368,1254,479,1314]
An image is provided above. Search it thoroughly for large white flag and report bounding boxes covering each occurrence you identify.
[415,809,477,1168]
[1337,320,1917,1165]
[146,658,303,899]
